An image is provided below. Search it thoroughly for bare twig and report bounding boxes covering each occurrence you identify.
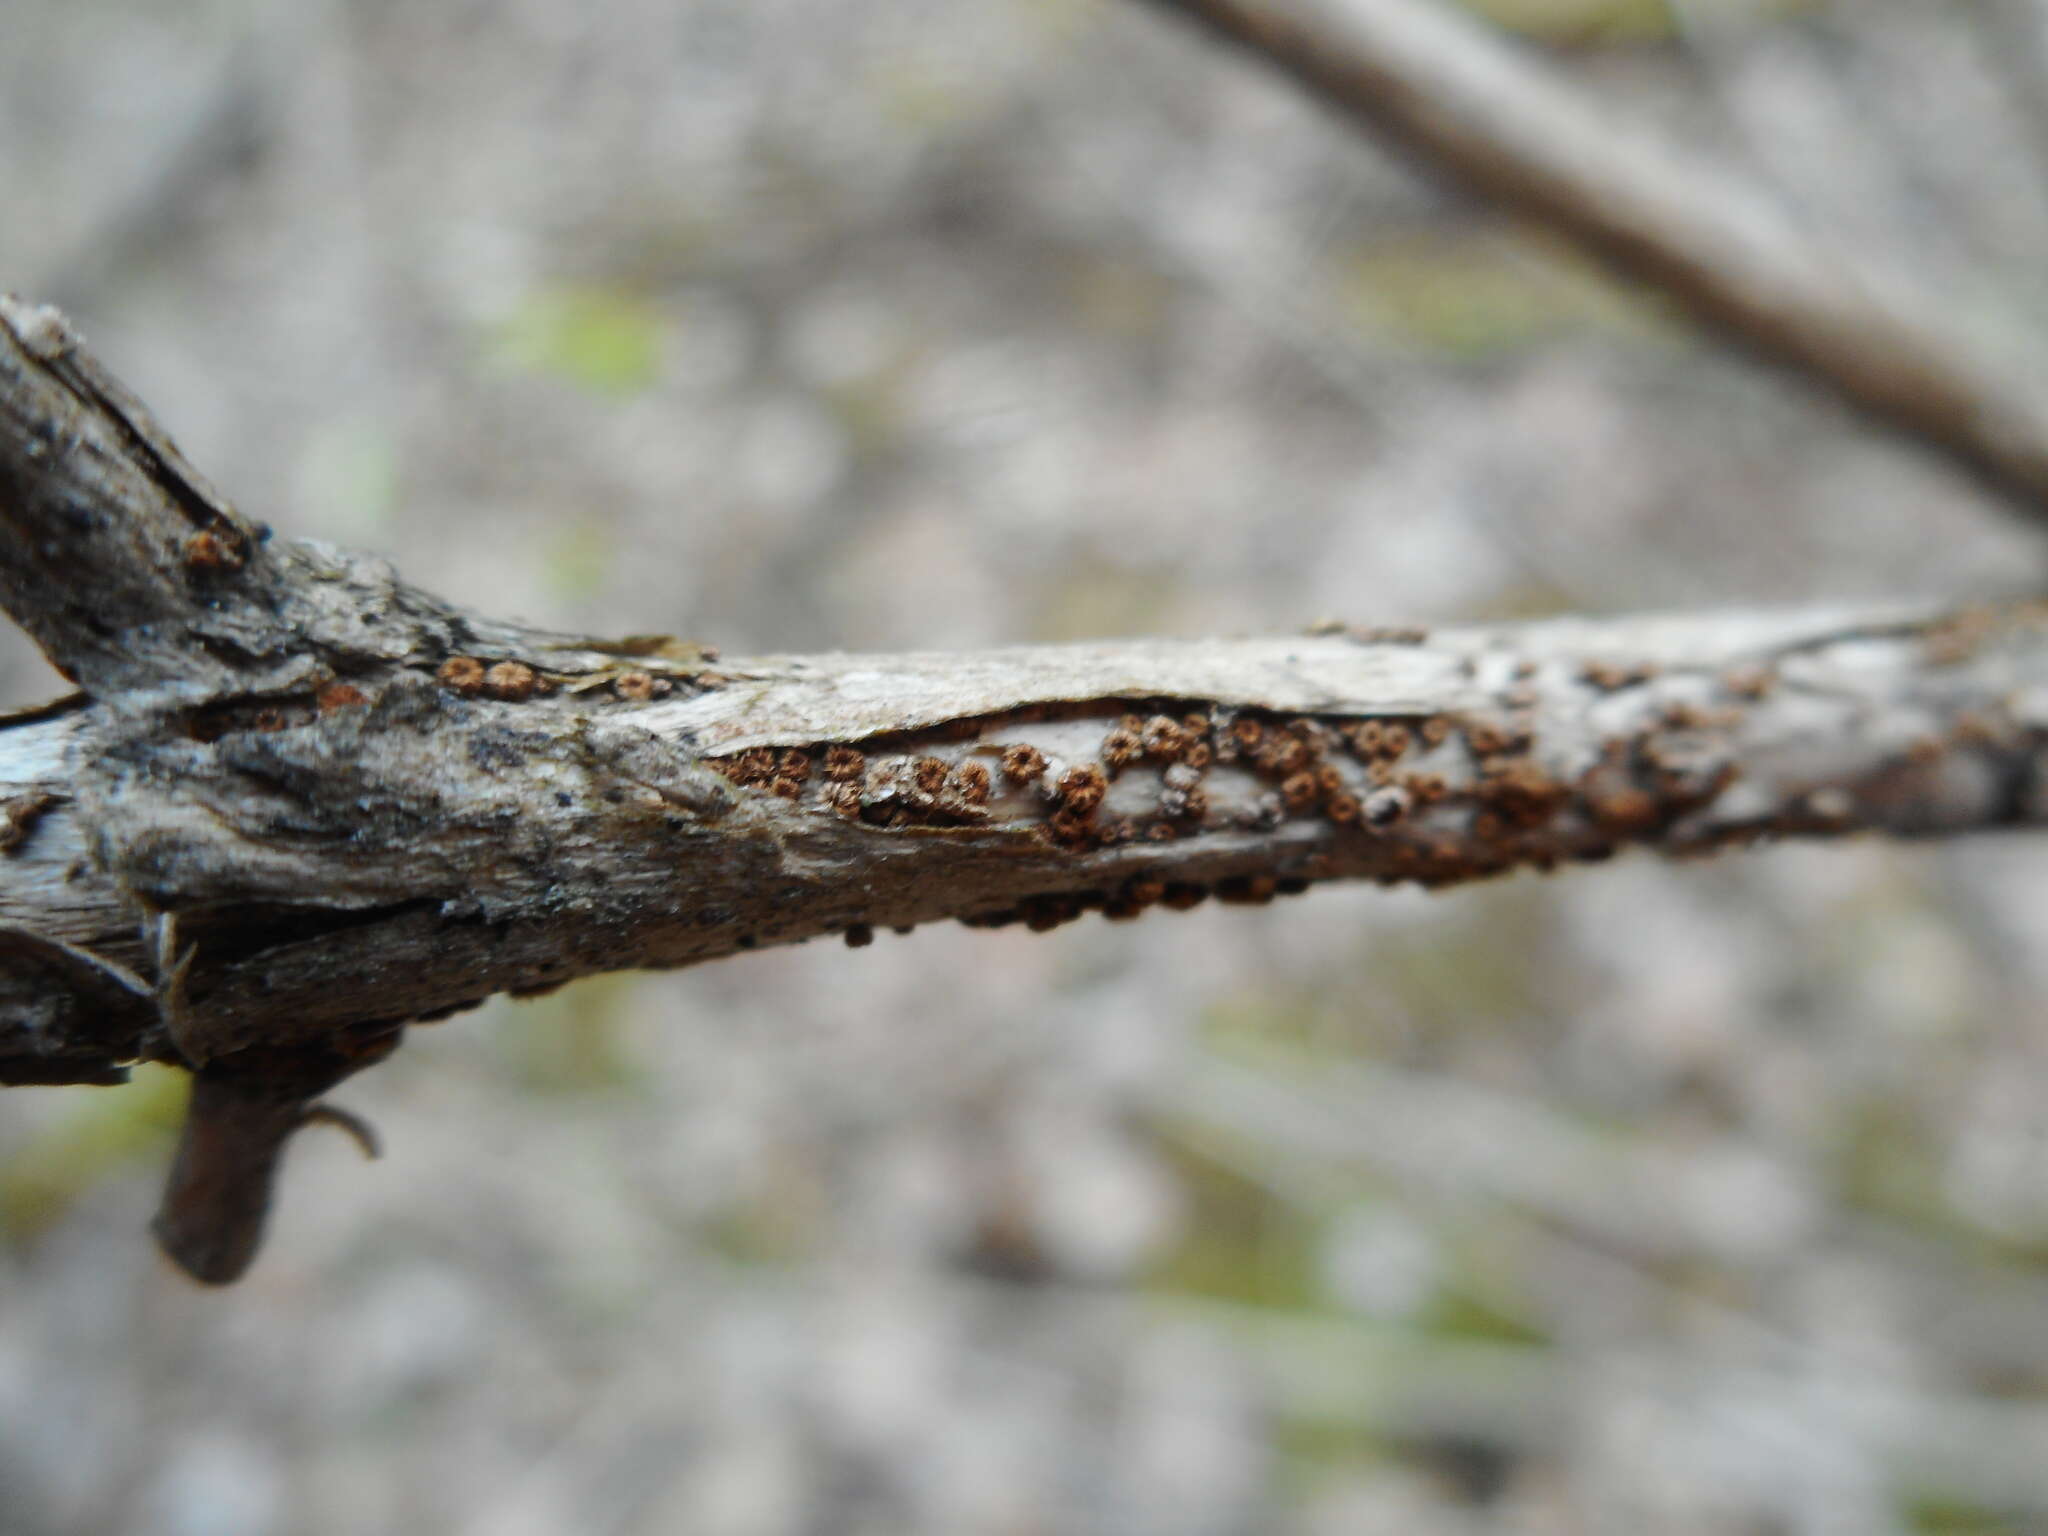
[4,301,2048,1280]
[1136,0,2048,522]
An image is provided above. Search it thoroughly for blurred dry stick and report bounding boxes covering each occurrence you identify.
[4,296,2048,1282]
[1139,0,2048,521]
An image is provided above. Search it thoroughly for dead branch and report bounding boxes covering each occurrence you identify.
[4,297,2048,1278]
[1136,0,2048,522]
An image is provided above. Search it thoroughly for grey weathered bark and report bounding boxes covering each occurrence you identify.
[4,295,2048,1279]
[1137,0,2048,522]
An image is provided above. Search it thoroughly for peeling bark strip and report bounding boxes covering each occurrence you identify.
[3,303,2048,1281]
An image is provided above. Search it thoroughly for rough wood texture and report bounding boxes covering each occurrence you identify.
[5,296,2048,1278]
[1141,0,2048,519]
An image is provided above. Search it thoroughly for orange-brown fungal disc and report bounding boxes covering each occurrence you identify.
[1046,808,1096,847]
[957,909,1016,931]
[1720,664,1775,701]
[1215,874,1279,905]
[1951,710,2006,747]
[1404,772,1448,805]
[1580,658,1658,691]
[316,682,368,714]
[438,656,487,695]
[1662,700,1742,734]
[1019,894,1089,933]
[1056,765,1108,814]
[1002,744,1047,784]
[1260,734,1311,778]
[482,661,544,701]
[1126,879,1167,908]
[1349,623,1429,645]
[1280,771,1320,813]
[1231,717,1265,753]
[612,670,670,702]
[1101,728,1143,772]
[1922,607,1994,666]
[733,748,779,786]
[823,781,863,818]
[1477,759,1570,829]
[1419,717,1450,748]
[951,760,992,806]
[182,527,246,572]
[912,756,950,797]
[823,745,866,781]
[1464,719,1510,757]
[1584,782,1659,834]
[1142,715,1187,760]
[0,792,55,853]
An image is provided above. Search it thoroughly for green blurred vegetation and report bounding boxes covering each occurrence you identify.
[1460,0,1675,44]
[494,285,666,395]
[698,1145,830,1268]
[1068,254,1176,342]
[0,1065,185,1241]
[297,416,402,541]
[1149,1133,1326,1309]
[539,518,621,606]
[493,971,645,1095]
[1339,229,1673,357]
[1906,1496,2034,1536]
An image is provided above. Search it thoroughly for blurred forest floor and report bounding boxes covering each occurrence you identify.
[7,1,2048,1532]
